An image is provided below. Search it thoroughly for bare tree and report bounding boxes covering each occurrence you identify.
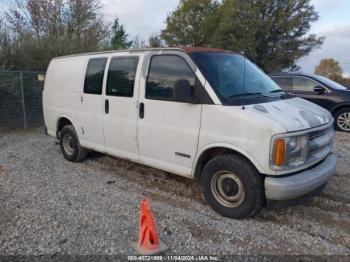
[131,34,146,49]
[0,20,13,69]
[2,0,108,70]
[149,33,162,48]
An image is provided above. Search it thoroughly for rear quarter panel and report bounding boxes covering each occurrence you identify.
[43,56,87,137]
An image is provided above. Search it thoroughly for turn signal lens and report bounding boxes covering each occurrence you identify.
[274,139,285,166]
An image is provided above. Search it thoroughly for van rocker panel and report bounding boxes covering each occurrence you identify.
[264,153,336,201]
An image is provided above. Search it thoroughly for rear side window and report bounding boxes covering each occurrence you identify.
[271,76,292,90]
[84,57,108,95]
[146,55,195,102]
[106,56,139,97]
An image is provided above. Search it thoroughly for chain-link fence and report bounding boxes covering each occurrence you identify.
[0,71,45,129]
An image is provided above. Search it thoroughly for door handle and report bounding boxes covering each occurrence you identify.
[105,99,109,114]
[139,102,144,119]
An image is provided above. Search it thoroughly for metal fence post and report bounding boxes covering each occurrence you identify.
[19,71,27,129]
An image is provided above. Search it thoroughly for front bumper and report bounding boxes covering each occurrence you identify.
[264,153,336,201]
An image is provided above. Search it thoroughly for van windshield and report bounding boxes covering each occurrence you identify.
[190,52,283,103]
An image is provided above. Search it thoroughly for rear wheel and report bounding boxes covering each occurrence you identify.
[200,154,264,218]
[334,107,350,132]
[59,125,87,162]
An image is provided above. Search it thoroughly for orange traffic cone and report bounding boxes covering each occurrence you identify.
[132,198,168,255]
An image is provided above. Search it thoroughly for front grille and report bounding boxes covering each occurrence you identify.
[307,125,334,160]
[309,129,326,140]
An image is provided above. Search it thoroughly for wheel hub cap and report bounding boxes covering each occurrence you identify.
[211,171,245,208]
[337,112,350,131]
[62,133,74,155]
[222,178,239,196]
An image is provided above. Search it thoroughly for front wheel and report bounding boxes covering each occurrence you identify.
[334,107,350,132]
[200,154,264,218]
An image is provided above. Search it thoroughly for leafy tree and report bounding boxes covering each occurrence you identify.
[110,17,132,49]
[162,0,323,72]
[212,0,324,73]
[161,0,219,47]
[315,58,343,83]
[149,33,162,48]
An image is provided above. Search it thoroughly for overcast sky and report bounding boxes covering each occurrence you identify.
[101,0,350,76]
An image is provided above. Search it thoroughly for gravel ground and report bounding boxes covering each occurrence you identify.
[0,128,349,256]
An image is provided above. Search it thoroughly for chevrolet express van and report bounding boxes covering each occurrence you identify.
[43,48,336,218]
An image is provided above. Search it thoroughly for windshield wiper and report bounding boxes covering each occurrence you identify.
[229,92,263,98]
[269,89,285,93]
[269,89,290,99]
[229,92,274,98]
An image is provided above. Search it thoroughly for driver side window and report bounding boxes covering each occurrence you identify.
[146,55,195,102]
[292,77,319,91]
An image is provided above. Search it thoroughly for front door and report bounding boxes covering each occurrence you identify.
[138,54,202,176]
[291,76,331,110]
[103,55,141,160]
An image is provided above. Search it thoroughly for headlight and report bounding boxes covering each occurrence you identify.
[270,134,309,170]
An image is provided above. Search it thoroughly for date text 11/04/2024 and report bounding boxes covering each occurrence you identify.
[127,255,220,261]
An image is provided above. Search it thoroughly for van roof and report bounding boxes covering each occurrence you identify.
[52,47,234,60]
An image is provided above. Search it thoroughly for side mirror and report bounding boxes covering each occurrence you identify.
[314,85,326,94]
[174,79,198,103]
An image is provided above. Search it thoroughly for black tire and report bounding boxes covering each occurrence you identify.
[59,125,87,162]
[334,107,350,132]
[200,154,264,219]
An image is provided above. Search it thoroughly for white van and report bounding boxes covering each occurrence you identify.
[43,48,336,218]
